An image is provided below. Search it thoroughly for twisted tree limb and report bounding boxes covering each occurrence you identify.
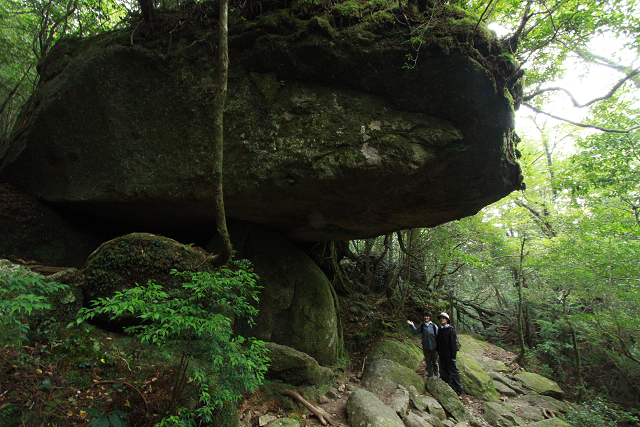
[281,390,335,426]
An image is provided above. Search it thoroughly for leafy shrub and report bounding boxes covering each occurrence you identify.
[566,397,640,427]
[0,269,68,346]
[73,260,270,426]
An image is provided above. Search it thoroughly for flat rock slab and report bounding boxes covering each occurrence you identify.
[482,402,525,427]
[362,358,426,396]
[426,377,472,423]
[527,419,574,427]
[369,339,424,371]
[458,353,499,402]
[514,372,565,399]
[347,388,404,427]
[506,395,571,414]
[264,342,335,387]
[492,380,518,397]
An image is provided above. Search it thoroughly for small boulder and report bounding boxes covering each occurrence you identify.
[264,342,335,387]
[423,396,447,421]
[403,413,433,427]
[347,388,404,427]
[407,385,425,411]
[426,377,472,423]
[482,402,526,427]
[457,335,488,360]
[492,380,517,397]
[514,372,564,399]
[421,413,445,427]
[390,386,411,418]
[369,339,424,371]
[514,405,544,423]
[527,419,574,427]
[480,359,510,373]
[457,353,499,402]
[362,358,426,396]
[510,395,571,414]
[267,418,301,427]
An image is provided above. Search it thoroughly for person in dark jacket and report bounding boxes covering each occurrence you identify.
[435,312,463,395]
[407,310,439,377]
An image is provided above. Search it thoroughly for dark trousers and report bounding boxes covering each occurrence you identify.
[439,356,463,394]
[423,349,439,377]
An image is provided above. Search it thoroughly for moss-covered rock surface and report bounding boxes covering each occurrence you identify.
[1,0,524,247]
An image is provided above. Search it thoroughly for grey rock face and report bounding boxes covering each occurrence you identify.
[390,386,411,418]
[347,388,405,427]
[426,377,472,423]
[404,413,434,427]
[362,358,426,396]
[264,342,335,387]
[493,380,518,397]
[1,10,523,243]
[514,372,565,399]
[422,396,447,421]
[482,402,526,427]
[208,221,342,365]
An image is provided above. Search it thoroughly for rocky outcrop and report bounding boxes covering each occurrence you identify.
[347,388,405,427]
[264,342,335,387]
[208,221,343,365]
[368,339,424,371]
[362,358,426,397]
[457,353,499,402]
[36,229,341,364]
[0,183,106,267]
[1,3,524,244]
[425,377,472,423]
[514,372,565,399]
[482,401,526,427]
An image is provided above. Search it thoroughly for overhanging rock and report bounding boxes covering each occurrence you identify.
[0,5,524,242]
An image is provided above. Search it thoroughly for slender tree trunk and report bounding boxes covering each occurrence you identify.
[365,238,372,289]
[514,237,527,365]
[567,318,586,402]
[209,0,232,267]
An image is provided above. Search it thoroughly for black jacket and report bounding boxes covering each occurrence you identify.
[435,324,457,358]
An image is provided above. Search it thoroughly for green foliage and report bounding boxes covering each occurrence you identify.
[567,397,640,427]
[86,408,128,427]
[0,270,68,346]
[73,260,270,425]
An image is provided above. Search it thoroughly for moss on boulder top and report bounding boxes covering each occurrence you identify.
[1,1,524,245]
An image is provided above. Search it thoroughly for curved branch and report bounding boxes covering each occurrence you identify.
[573,50,640,88]
[523,67,640,107]
[523,103,640,133]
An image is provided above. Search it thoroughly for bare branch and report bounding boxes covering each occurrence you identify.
[574,50,640,88]
[523,67,640,106]
[523,103,640,133]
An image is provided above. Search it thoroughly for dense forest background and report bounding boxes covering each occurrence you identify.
[1,0,639,423]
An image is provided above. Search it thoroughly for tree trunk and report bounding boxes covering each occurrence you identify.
[567,318,586,402]
[209,0,232,267]
[514,237,527,365]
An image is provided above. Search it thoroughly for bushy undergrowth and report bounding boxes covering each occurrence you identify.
[566,397,640,427]
[0,268,68,346]
[1,260,270,427]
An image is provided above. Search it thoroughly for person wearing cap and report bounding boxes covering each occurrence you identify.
[435,312,463,396]
[407,310,439,378]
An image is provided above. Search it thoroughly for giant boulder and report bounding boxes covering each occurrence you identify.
[0,4,524,243]
[208,221,343,365]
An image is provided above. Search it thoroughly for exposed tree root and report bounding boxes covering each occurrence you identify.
[281,390,335,426]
